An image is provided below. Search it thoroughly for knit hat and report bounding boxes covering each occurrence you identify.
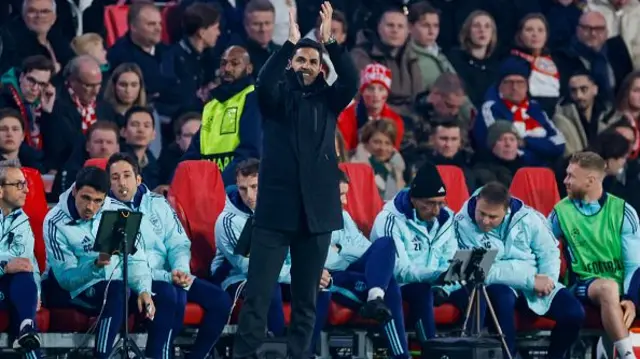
[360,63,392,93]
[498,57,531,84]
[410,162,446,199]
[487,120,520,149]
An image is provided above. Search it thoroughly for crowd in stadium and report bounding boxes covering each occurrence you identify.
[1,0,640,358]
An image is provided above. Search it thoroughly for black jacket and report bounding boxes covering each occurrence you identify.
[253,40,358,234]
[0,16,74,75]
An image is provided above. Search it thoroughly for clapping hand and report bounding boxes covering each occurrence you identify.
[288,7,300,44]
[318,2,334,43]
[40,84,56,113]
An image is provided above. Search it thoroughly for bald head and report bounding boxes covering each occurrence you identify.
[220,46,253,83]
[577,11,608,50]
[66,55,102,105]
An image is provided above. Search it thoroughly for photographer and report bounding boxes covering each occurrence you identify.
[454,182,584,359]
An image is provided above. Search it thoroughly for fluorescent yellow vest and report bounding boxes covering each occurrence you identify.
[200,85,255,172]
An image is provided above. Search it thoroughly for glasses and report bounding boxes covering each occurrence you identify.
[25,75,48,89]
[578,24,606,33]
[25,8,53,17]
[2,181,27,191]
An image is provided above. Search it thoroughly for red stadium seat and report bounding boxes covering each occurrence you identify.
[509,167,560,216]
[104,5,129,47]
[436,165,470,212]
[84,158,108,170]
[338,163,383,237]
[168,160,226,278]
[161,3,180,44]
[168,161,226,326]
[22,168,48,272]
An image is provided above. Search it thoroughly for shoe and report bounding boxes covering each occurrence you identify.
[13,321,41,352]
[359,297,392,323]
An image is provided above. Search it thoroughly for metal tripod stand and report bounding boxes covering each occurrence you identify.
[106,226,146,359]
[460,279,513,359]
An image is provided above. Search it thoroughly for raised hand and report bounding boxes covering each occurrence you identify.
[288,6,300,44]
[318,1,334,43]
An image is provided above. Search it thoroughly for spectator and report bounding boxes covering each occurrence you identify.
[478,0,543,57]
[448,10,501,109]
[100,63,148,128]
[609,71,640,160]
[337,63,404,151]
[157,112,201,190]
[52,55,107,171]
[107,1,172,105]
[554,11,633,101]
[120,106,160,190]
[0,109,44,172]
[474,57,566,166]
[509,13,561,117]
[404,119,475,190]
[407,2,456,91]
[553,71,614,156]
[586,0,640,68]
[303,9,348,85]
[351,5,423,118]
[0,55,56,171]
[544,0,584,50]
[240,0,281,75]
[181,46,262,186]
[404,73,469,154]
[0,0,73,75]
[350,119,405,201]
[472,121,524,188]
[426,0,482,53]
[161,2,221,111]
[70,33,109,74]
[52,121,120,197]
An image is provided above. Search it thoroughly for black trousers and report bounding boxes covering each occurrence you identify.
[232,226,331,359]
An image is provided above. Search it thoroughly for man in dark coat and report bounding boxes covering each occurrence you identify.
[232,2,358,359]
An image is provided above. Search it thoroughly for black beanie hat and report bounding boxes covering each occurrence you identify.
[498,57,531,85]
[410,162,447,199]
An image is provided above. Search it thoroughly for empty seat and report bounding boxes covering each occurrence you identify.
[509,167,560,216]
[168,161,227,326]
[436,165,470,212]
[84,158,108,170]
[104,5,129,47]
[338,163,383,237]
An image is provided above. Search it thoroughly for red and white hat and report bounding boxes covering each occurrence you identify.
[359,63,392,93]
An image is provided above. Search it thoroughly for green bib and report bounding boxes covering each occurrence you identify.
[200,85,255,172]
[555,195,625,290]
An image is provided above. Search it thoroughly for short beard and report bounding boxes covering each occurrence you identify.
[567,188,586,200]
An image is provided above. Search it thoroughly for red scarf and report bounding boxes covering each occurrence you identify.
[502,97,545,138]
[8,85,42,150]
[67,85,97,134]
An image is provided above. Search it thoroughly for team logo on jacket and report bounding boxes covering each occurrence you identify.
[354,281,367,292]
[149,214,163,235]
[9,234,24,256]
[82,236,92,253]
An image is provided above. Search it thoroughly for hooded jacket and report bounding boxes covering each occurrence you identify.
[455,189,563,315]
[108,185,191,283]
[0,208,41,297]
[211,188,291,290]
[43,186,153,298]
[370,189,456,285]
[325,210,371,272]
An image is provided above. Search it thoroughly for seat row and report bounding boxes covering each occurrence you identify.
[6,162,630,341]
